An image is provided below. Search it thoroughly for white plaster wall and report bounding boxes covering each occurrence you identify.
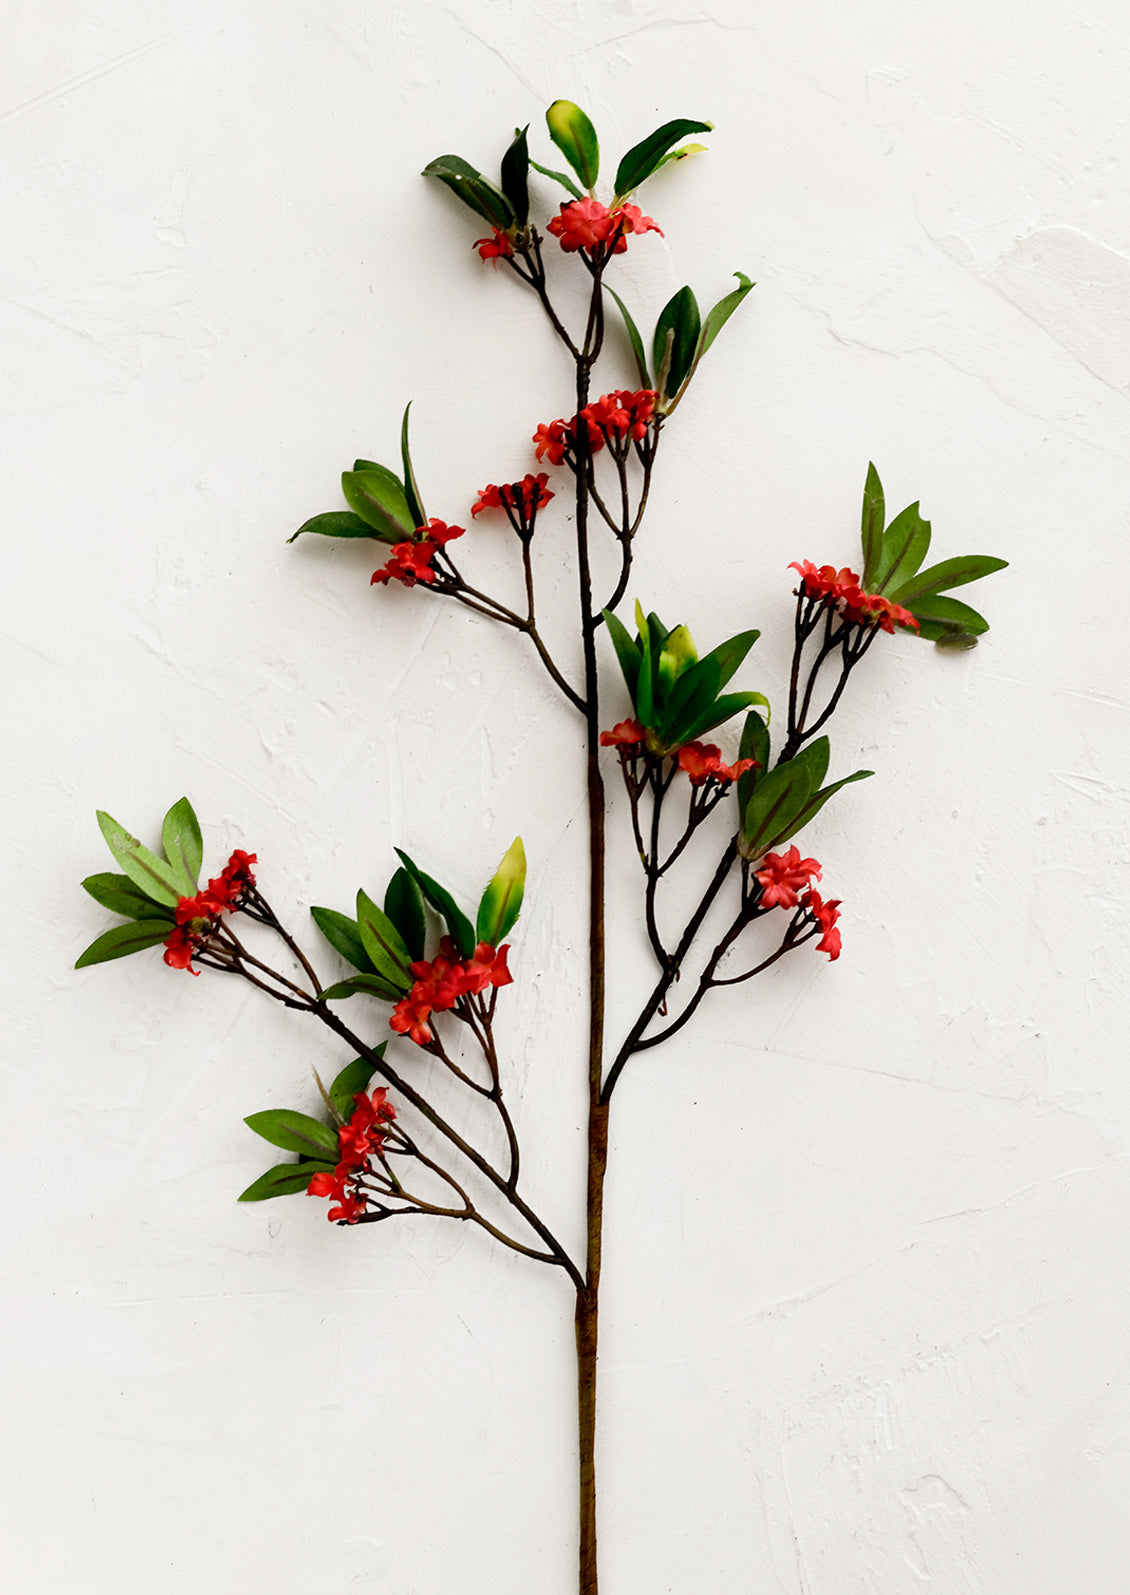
[4,2,1128,1590]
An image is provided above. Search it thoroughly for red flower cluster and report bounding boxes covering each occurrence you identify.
[533,391,656,466]
[803,888,842,961]
[471,473,554,522]
[473,228,514,261]
[546,199,662,255]
[162,850,258,973]
[306,1087,397,1224]
[789,561,918,634]
[754,845,822,909]
[599,718,646,749]
[371,520,464,589]
[676,742,758,786]
[390,936,513,1047]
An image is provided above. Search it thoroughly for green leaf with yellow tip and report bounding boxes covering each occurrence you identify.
[476,837,526,947]
[546,100,600,190]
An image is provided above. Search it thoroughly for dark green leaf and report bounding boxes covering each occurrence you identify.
[680,690,768,747]
[96,811,185,909]
[394,850,476,959]
[476,837,525,946]
[82,873,176,921]
[906,595,991,643]
[74,920,172,969]
[310,906,377,974]
[860,463,885,588]
[329,1052,385,1121]
[319,974,402,1002]
[613,117,713,198]
[698,628,760,691]
[244,1110,340,1161]
[653,286,701,399]
[872,502,931,593]
[287,510,383,545]
[888,555,1009,607]
[500,125,530,226]
[384,868,426,962]
[422,154,516,229]
[355,890,414,991]
[602,608,642,701]
[527,155,584,200]
[736,710,770,815]
[604,287,652,389]
[791,734,830,793]
[740,760,814,859]
[546,100,599,190]
[399,403,426,530]
[663,656,721,745]
[161,796,202,892]
[341,469,416,543]
[238,1161,337,1202]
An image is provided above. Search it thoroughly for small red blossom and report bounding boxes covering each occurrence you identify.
[306,1091,397,1225]
[533,420,570,465]
[754,845,823,909]
[676,742,759,786]
[471,474,553,521]
[371,522,464,590]
[546,199,663,255]
[802,888,843,960]
[474,228,514,261]
[162,850,258,972]
[579,389,656,445]
[162,925,200,974]
[600,719,646,749]
[390,937,515,1047]
[790,560,919,633]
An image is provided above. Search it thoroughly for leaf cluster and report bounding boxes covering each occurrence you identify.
[238,1053,385,1202]
[289,404,427,546]
[75,798,204,968]
[735,724,871,861]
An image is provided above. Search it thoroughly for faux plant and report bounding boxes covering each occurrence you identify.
[76,101,1006,1594]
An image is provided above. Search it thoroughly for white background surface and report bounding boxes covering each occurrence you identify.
[4,3,1129,1591]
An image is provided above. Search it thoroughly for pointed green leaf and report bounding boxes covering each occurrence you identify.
[602,608,642,701]
[422,154,516,230]
[739,759,814,859]
[699,628,760,691]
[310,906,377,975]
[613,117,713,198]
[238,1160,337,1202]
[329,1052,386,1121]
[663,655,721,744]
[634,617,655,728]
[476,837,526,946]
[384,868,426,962]
[500,125,530,226]
[695,272,754,362]
[528,155,584,200]
[287,510,384,545]
[394,850,476,958]
[860,463,885,588]
[96,811,185,909]
[736,709,770,816]
[791,734,830,792]
[653,141,710,173]
[355,890,414,991]
[244,1110,340,1161]
[319,974,401,1002]
[652,287,701,399]
[788,769,873,839]
[905,595,992,643]
[888,555,1009,607]
[546,100,600,190]
[75,920,172,969]
[161,797,201,893]
[82,873,176,921]
[872,502,931,593]
[341,469,416,543]
[680,690,769,747]
[399,404,426,530]
[605,287,652,389]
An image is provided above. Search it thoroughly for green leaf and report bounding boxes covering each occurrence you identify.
[477,837,526,946]
[860,464,885,588]
[634,615,655,728]
[319,974,402,1002]
[679,690,768,748]
[792,734,830,793]
[699,628,760,692]
[788,769,873,839]
[310,906,377,975]
[82,873,176,921]
[244,1110,340,1161]
[287,510,383,545]
[161,797,202,893]
[739,759,814,859]
[527,155,584,200]
[500,125,530,226]
[662,655,721,745]
[653,141,710,173]
[546,100,600,190]
[888,555,1009,607]
[422,154,516,230]
[341,469,416,543]
[652,286,701,399]
[872,502,931,593]
[238,1161,337,1202]
[602,608,642,701]
[74,920,172,969]
[736,709,770,815]
[695,272,754,363]
[398,403,427,530]
[394,850,476,959]
[604,287,652,389]
[906,595,992,643]
[384,868,426,962]
[613,117,713,198]
[96,811,185,909]
[329,1052,385,1121]
[355,890,414,991]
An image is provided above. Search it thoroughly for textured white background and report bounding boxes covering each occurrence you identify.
[4,2,1129,1591]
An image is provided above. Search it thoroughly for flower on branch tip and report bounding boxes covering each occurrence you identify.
[474,227,514,261]
[371,522,464,589]
[789,560,918,633]
[676,742,758,786]
[754,845,823,910]
[579,389,656,445]
[162,850,258,973]
[471,473,553,523]
[389,936,513,1048]
[306,1089,397,1225]
[546,198,662,256]
[600,718,646,750]
[802,888,842,961]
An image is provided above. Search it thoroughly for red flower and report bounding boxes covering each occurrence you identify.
[162,925,200,974]
[532,420,570,465]
[600,718,646,749]
[676,742,759,786]
[389,938,515,1046]
[754,845,823,909]
[462,941,513,993]
[790,560,919,633]
[471,474,553,520]
[614,202,663,246]
[474,228,514,261]
[371,522,464,590]
[579,389,656,444]
[802,888,842,960]
[546,199,663,256]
